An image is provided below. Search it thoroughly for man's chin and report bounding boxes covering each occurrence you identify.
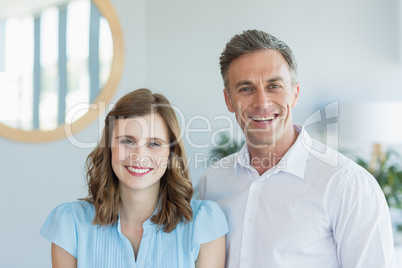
[245,136,277,149]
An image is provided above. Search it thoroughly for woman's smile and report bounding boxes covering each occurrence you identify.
[125,166,153,176]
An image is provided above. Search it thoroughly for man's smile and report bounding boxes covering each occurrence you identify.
[250,114,278,123]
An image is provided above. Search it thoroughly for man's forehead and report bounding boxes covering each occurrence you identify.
[227,51,291,83]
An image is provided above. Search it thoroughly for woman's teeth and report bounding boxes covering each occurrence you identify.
[127,167,151,173]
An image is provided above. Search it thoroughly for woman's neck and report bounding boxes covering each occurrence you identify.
[118,185,160,261]
[119,186,159,225]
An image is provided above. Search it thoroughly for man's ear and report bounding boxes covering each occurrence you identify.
[223,89,235,113]
[291,83,300,108]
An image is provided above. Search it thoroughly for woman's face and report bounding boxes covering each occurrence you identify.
[111,113,170,194]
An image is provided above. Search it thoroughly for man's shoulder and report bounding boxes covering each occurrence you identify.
[204,152,238,176]
[307,138,369,177]
[199,152,242,200]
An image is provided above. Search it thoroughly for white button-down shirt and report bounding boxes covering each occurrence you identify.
[200,125,396,268]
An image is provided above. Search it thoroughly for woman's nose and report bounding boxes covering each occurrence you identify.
[128,144,147,161]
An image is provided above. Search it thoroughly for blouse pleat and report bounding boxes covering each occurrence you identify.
[96,225,127,267]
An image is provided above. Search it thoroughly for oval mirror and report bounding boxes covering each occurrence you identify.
[0,0,124,142]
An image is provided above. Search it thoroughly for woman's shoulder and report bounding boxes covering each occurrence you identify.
[53,200,94,218]
[190,199,222,216]
[190,199,227,224]
[49,200,93,210]
[40,200,96,258]
[42,200,96,231]
[188,199,229,246]
[69,200,95,217]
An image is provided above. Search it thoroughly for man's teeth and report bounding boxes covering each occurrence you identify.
[252,115,276,121]
[127,167,150,173]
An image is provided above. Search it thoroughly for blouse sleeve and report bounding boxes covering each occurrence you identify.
[191,200,228,258]
[40,202,77,258]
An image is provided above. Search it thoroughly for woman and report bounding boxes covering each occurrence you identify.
[41,88,228,267]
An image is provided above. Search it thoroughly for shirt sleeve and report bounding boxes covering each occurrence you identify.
[40,202,78,258]
[331,170,396,268]
[191,200,229,259]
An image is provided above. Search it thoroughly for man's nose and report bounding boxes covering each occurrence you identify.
[252,88,271,110]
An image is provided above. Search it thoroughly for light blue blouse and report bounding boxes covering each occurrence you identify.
[40,199,228,268]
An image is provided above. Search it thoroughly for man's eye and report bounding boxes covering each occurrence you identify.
[269,84,281,89]
[240,87,252,92]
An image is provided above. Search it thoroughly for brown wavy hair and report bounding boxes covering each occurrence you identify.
[83,88,193,232]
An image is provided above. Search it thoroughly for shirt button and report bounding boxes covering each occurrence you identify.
[248,218,253,223]
[241,257,249,262]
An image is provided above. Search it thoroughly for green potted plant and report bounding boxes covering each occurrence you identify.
[354,150,402,210]
[352,149,402,238]
[210,132,244,160]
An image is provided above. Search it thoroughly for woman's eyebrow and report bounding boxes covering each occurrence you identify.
[149,137,169,144]
[115,135,169,144]
[115,135,135,140]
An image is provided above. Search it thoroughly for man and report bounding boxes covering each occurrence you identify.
[199,30,396,267]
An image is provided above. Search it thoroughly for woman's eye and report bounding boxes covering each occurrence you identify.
[121,139,134,145]
[149,142,161,148]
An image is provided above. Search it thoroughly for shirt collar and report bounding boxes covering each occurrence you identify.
[277,125,311,179]
[235,125,311,179]
[234,143,251,175]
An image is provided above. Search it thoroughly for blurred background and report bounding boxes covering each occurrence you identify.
[1,0,402,266]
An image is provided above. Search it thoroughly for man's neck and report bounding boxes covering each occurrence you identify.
[247,127,299,175]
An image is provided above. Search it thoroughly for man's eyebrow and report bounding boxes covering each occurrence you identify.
[234,80,253,88]
[234,77,285,89]
[266,76,284,83]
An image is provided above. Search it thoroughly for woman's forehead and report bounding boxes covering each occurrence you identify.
[113,113,169,139]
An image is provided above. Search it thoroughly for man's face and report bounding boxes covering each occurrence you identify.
[224,49,299,148]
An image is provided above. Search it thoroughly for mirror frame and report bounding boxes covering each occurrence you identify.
[0,0,124,143]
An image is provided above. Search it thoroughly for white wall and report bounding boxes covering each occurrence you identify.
[0,19,5,71]
[144,0,402,181]
[0,0,401,266]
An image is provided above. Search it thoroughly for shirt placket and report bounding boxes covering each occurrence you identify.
[239,170,263,268]
[118,230,137,267]
[239,168,280,268]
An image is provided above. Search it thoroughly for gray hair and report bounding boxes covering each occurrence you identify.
[220,29,298,90]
